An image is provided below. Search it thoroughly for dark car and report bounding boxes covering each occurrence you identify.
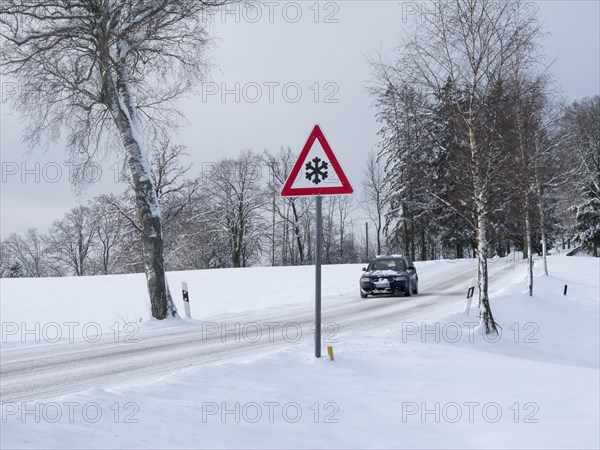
[359,255,418,298]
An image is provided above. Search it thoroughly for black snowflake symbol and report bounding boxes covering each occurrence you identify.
[305,157,329,185]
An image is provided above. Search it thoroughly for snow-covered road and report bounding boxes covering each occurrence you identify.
[1,259,516,403]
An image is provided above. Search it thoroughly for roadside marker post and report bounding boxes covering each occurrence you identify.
[327,346,335,361]
[281,125,353,358]
[464,285,475,316]
[182,282,191,318]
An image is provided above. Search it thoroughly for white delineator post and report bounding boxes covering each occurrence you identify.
[464,278,476,315]
[182,282,191,318]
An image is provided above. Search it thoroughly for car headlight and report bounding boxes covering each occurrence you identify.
[360,277,370,283]
[393,277,407,281]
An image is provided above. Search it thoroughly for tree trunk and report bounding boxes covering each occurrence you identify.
[232,228,242,267]
[468,116,497,334]
[524,194,533,296]
[403,202,410,257]
[522,224,529,259]
[420,223,426,261]
[410,221,416,261]
[534,171,549,275]
[290,201,304,264]
[540,226,548,275]
[107,54,176,319]
[476,205,497,334]
[283,204,289,265]
[104,247,110,275]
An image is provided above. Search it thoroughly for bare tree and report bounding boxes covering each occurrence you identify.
[263,147,311,265]
[163,187,223,270]
[336,195,355,263]
[149,140,200,224]
[532,120,570,274]
[0,242,10,278]
[89,197,129,275]
[3,228,57,277]
[207,151,267,268]
[360,149,389,257]
[0,0,228,318]
[46,206,97,276]
[522,88,569,276]
[512,73,539,296]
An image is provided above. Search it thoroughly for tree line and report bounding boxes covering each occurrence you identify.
[2,88,597,281]
[0,143,364,278]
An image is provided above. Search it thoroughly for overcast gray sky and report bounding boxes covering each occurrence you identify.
[1,0,599,238]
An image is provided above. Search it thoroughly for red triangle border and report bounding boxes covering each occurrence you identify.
[281,125,354,197]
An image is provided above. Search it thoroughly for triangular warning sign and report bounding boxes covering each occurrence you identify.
[281,125,353,197]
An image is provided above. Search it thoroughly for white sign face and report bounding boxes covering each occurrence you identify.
[287,138,345,189]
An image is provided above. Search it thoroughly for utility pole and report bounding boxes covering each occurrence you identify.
[365,222,369,261]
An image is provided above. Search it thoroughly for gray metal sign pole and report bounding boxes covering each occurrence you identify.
[315,195,322,358]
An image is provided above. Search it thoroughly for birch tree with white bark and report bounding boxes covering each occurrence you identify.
[0,0,228,318]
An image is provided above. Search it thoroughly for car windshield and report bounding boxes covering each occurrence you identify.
[368,259,405,271]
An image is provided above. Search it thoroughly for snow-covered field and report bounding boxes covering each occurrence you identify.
[1,254,598,449]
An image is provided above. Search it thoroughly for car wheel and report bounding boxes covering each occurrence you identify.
[360,290,368,298]
[412,281,418,295]
[404,288,412,297]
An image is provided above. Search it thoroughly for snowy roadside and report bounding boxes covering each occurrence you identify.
[0,264,363,347]
[1,254,598,449]
[0,259,478,347]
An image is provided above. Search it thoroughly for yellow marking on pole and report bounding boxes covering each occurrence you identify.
[327,346,334,361]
